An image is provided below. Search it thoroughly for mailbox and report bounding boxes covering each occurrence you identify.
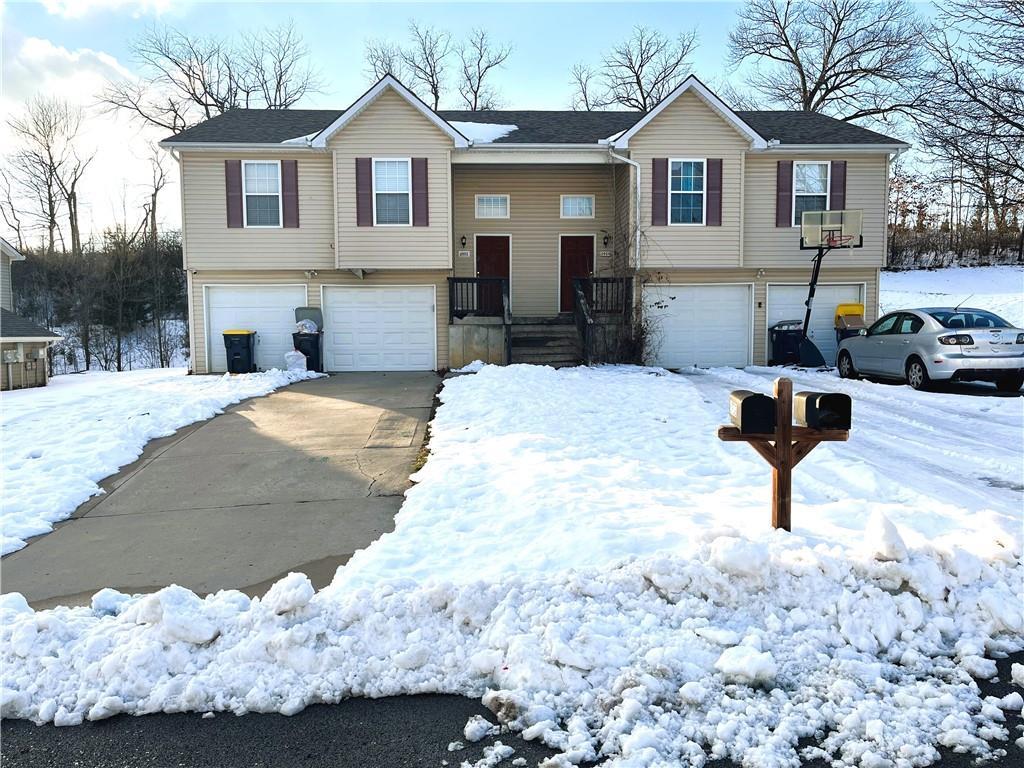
[794,391,852,430]
[729,390,776,434]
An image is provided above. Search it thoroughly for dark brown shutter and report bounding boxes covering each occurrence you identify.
[225,160,243,228]
[281,159,299,228]
[776,160,793,228]
[356,158,372,227]
[830,160,847,210]
[651,158,668,226]
[412,157,429,226]
[706,158,722,226]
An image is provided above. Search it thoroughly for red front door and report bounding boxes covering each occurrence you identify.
[560,235,594,312]
[475,235,510,314]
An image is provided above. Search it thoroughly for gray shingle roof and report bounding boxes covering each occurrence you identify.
[162,104,906,147]
[1,308,60,340]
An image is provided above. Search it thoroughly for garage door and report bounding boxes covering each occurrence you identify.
[206,285,307,372]
[643,284,752,368]
[322,286,435,371]
[767,283,863,365]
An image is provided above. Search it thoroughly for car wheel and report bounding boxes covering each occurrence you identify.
[995,374,1024,393]
[905,357,930,391]
[837,351,858,380]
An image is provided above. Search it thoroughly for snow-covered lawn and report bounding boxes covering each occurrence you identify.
[880,265,1024,327]
[0,368,324,555]
[3,365,1021,767]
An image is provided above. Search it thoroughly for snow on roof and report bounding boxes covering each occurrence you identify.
[280,132,319,145]
[447,121,517,144]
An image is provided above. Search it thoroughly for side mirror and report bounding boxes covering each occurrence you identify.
[858,328,868,336]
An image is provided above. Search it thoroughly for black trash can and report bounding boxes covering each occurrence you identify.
[223,330,257,373]
[292,331,323,373]
[768,321,803,366]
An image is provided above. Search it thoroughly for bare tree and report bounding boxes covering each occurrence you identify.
[103,21,322,132]
[0,170,25,250]
[400,22,452,109]
[364,38,407,82]
[457,29,511,110]
[570,26,698,111]
[728,0,926,122]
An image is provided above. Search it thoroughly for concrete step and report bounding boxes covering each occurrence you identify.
[510,315,574,326]
[510,354,580,367]
[510,325,578,336]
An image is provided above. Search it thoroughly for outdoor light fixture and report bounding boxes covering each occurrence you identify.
[460,235,467,247]
[756,269,766,279]
[602,233,611,246]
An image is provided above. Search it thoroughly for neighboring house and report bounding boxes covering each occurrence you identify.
[160,74,908,374]
[0,238,60,390]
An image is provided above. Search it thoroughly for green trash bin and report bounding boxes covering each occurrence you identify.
[223,329,257,373]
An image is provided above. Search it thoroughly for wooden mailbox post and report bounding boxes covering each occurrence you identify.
[717,377,850,531]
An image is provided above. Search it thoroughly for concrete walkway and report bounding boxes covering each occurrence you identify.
[1,372,439,609]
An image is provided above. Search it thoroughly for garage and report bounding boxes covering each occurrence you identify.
[766,283,864,365]
[206,285,307,372]
[321,285,436,371]
[643,284,752,368]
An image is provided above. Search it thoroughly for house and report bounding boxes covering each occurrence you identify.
[160,74,908,374]
[1,238,60,390]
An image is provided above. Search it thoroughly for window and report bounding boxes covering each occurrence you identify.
[669,159,705,225]
[373,158,411,225]
[868,314,900,336]
[896,313,924,334]
[793,161,830,226]
[928,309,1010,329]
[561,195,595,219]
[242,161,281,227]
[476,194,510,219]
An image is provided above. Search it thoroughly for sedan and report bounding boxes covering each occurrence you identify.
[837,307,1024,392]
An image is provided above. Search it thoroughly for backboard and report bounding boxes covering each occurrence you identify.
[800,210,863,250]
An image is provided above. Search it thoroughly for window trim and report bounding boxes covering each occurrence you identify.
[667,158,706,227]
[474,194,511,220]
[792,160,831,228]
[559,194,596,220]
[241,160,283,229]
[372,157,413,227]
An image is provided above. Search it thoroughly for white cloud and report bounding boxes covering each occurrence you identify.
[2,36,181,239]
[40,0,175,20]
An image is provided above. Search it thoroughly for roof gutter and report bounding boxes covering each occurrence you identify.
[157,141,322,151]
[755,143,911,153]
[607,149,642,272]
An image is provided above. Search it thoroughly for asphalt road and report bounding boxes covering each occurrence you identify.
[3,655,1021,768]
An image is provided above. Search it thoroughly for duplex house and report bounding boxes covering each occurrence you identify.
[160,74,908,374]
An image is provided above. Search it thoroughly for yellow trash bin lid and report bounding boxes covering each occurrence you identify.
[222,329,256,335]
[834,303,864,326]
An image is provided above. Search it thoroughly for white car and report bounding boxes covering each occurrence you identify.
[837,307,1024,392]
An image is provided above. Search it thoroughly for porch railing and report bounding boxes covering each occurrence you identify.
[572,276,633,365]
[448,277,513,364]
[572,281,595,366]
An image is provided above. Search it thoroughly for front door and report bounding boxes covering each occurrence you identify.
[475,235,510,315]
[560,235,594,312]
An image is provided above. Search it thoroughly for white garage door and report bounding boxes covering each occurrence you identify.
[643,284,752,368]
[767,283,864,365]
[322,286,436,371]
[206,285,306,372]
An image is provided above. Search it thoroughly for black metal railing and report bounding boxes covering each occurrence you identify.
[572,280,595,366]
[572,276,633,365]
[448,277,513,364]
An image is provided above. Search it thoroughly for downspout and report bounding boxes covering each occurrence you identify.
[608,149,642,272]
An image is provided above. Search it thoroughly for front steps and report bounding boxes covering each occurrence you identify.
[509,316,581,367]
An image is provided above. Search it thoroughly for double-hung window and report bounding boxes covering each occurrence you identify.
[242,160,282,228]
[373,158,411,226]
[669,159,705,225]
[793,161,830,226]
[475,194,510,219]
[560,194,595,219]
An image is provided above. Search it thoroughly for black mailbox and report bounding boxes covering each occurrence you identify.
[794,391,852,430]
[729,390,776,434]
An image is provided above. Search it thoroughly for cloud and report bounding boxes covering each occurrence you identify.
[40,0,175,20]
[1,36,181,238]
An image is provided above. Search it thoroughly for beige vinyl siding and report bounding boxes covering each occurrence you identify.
[329,89,452,270]
[452,164,617,315]
[639,266,879,365]
[188,269,449,373]
[743,153,888,268]
[629,91,748,268]
[612,163,634,272]
[179,152,336,270]
[1,252,12,311]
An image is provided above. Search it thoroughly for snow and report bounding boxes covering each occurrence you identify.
[281,131,319,145]
[0,367,324,554]
[880,265,1024,326]
[1,364,1021,767]
[449,121,517,144]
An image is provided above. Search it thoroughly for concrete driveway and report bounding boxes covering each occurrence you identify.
[1,372,439,609]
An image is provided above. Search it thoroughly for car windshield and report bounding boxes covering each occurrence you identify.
[928,310,1011,329]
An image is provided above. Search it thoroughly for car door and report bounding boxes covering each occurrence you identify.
[880,312,924,376]
[860,313,901,374]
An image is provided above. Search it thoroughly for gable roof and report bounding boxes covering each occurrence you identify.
[437,110,640,145]
[733,111,906,146]
[0,308,61,341]
[1,237,26,262]
[161,109,343,145]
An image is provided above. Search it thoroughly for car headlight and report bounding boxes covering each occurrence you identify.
[1017,333,1024,344]
[938,334,974,345]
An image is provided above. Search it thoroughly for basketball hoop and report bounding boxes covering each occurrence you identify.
[800,210,864,251]
[825,233,855,248]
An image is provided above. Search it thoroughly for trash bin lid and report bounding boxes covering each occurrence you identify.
[834,303,864,325]
[222,329,256,335]
[294,307,323,330]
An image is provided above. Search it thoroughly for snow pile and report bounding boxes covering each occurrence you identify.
[0,368,325,554]
[2,526,1021,766]
[449,121,517,144]
[880,265,1024,327]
